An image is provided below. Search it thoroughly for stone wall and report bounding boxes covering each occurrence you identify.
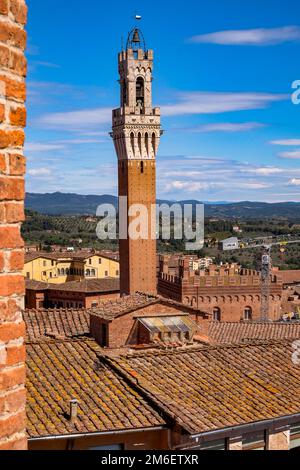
[0,0,27,450]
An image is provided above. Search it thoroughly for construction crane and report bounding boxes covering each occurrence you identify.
[220,236,300,321]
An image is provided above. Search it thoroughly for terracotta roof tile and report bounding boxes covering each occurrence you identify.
[23,309,90,342]
[90,293,210,321]
[208,322,300,344]
[106,340,300,435]
[50,278,120,293]
[26,339,165,438]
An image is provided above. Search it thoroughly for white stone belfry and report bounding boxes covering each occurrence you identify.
[112,28,162,161]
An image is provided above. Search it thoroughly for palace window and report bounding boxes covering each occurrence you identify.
[213,307,221,322]
[244,307,253,321]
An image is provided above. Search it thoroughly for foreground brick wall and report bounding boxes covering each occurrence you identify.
[0,0,27,450]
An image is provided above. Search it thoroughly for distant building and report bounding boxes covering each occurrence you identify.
[158,256,283,322]
[198,257,214,270]
[23,251,120,284]
[25,278,120,309]
[219,237,239,251]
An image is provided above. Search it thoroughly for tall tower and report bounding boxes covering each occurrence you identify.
[112,28,162,296]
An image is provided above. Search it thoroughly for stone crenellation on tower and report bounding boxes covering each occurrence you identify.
[112,28,162,296]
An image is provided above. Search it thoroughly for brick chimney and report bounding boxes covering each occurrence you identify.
[0,0,28,450]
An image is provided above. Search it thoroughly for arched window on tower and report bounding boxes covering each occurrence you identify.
[145,132,149,157]
[213,307,221,322]
[244,307,253,321]
[140,161,144,174]
[130,133,135,156]
[136,77,144,108]
[152,133,156,154]
[138,133,142,156]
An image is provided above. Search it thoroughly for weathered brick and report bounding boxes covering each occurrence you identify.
[0,45,10,69]
[0,153,6,174]
[8,154,26,175]
[0,0,27,450]
[0,22,27,50]
[6,344,25,366]
[0,129,25,148]
[8,250,24,270]
[0,411,26,439]
[0,275,24,296]
[0,437,27,450]
[9,106,26,127]
[0,0,9,15]
[0,323,25,343]
[0,389,26,415]
[0,75,26,101]
[0,103,4,123]
[10,49,27,77]
[10,0,28,25]
[0,226,24,249]
[0,365,25,391]
[0,299,20,322]
[0,176,25,200]
[5,202,25,222]
[0,45,27,76]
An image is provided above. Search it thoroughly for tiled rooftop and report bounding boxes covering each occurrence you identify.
[23,309,90,342]
[25,251,119,263]
[49,278,120,293]
[90,293,211,321]
[106,340,300,435]
[208,321,300,344]
[89,293,159,320]
[27,339,165,438]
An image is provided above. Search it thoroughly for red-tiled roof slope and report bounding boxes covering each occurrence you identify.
[208,322,300,344]
[23,309,90,341]
[106,340,300,435]
[90,293,211,320]
[51,278,120,293]
[26,340,165,438]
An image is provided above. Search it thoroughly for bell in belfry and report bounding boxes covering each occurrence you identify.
[132,28,141,43]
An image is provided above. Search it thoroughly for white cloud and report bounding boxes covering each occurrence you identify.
[193,122,265,132]
[189,26,300,46]
[37,107,111,131]
[237,182,272,189]
[25,143,66,153]
[161,92,285,116]
[28,168,52,177]
[279,150,300,159]
[32,61,60,69]
[288,178,300,186]
[242,167,283,176]
[271,139,300,146]
[165,181,213,193]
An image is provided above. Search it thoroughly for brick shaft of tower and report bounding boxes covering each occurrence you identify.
[112,29,162,296]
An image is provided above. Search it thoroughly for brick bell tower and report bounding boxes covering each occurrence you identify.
[112,27,162,296]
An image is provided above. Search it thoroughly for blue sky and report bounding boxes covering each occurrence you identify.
[25,0,300,202]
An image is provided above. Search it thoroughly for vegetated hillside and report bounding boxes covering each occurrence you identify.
[25,192,300,219]
[23,210,300,270]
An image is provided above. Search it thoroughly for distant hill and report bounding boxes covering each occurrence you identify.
[25,192,300,219]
